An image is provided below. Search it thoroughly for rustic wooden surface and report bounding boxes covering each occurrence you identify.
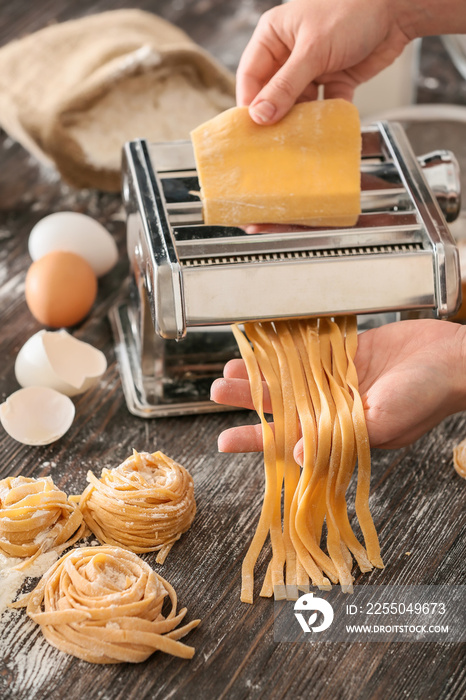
[0,2,465,699]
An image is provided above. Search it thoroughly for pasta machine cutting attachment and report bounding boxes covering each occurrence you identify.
[110,121,462,417]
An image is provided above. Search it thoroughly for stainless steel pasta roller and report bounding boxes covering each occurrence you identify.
[110,121,462,417]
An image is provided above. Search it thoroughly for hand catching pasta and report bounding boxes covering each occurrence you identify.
[211,319,466,456]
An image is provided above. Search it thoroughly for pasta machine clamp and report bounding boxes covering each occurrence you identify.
[110,121,462,417]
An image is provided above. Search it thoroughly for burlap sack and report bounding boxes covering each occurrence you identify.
[0,9,235,191]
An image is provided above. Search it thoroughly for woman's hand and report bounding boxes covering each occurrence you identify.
[236,0,410,124]
[236,0,466,125]
[210,320,466,461]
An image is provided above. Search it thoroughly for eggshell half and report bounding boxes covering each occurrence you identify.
[29,211,118,277]
[15,330,107,397]
[0,387,75,446]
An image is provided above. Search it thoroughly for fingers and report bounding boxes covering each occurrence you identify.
[236,67,270,110]
[322,78,356,102]
[293,437,304,467]
[211,377,254,410]
[239,38,359,123]
[236,10,290,107]
[236,6,321,124]
[248,47,320,124]
[223,358,266,382]
[236,58,276,110]
[242,223,309,235]
[236,0,402,126]
[218,424,266,453]
[219,360,271,410]
[211,377,272,413]
[223,359,249,380]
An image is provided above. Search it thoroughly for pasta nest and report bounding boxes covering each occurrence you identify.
[12,545,200,663]
[0,476,86,570]
[77,451,196,563]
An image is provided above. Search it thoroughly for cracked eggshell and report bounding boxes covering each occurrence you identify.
[0,387,75,446]
[28,211,118,277]
[15,329,107,397]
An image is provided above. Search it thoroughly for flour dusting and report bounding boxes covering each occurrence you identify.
[0,608,68,697]
[0,550,58,615]
[0,550,68,697]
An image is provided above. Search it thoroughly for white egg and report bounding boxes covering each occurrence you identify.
[15,329,107,397]
[0,387,75,446]
[28,211,118,277]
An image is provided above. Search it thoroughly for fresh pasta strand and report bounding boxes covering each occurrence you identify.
[324,318,373,573]
[231,324,278,604]
[0,476,87,571]
[11,545,200,663]
[233,316,382,602]
[244,323,287,600]
[75,450,196,564]
[339,317,384,569]
[295,320,350,589]
[263,323,302,596]
[276,321,337,586]
[315,319,359,590]
[286,321,322,593]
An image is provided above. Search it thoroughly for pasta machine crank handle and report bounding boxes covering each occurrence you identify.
[417,150,461,223]
[362,149,461,222]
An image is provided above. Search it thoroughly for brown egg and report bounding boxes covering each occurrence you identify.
[25,251,97,327]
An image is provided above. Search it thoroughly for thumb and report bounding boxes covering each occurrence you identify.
[249,48,319,124]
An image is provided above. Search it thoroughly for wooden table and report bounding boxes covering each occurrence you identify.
[0,2,465,698]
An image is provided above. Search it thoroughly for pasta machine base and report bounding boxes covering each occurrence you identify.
[110,121,462,417]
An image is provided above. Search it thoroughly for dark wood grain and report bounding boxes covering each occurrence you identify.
[0,2,465,699]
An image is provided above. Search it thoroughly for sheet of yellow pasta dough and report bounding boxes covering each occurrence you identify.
[190,99,361,227]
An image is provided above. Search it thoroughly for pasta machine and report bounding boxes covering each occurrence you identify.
[110,121,462,417]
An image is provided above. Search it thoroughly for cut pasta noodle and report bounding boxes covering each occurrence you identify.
[75,450,196,563]
[233,317,383,603]
[0,476,87,571]
[11,545,200,663]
